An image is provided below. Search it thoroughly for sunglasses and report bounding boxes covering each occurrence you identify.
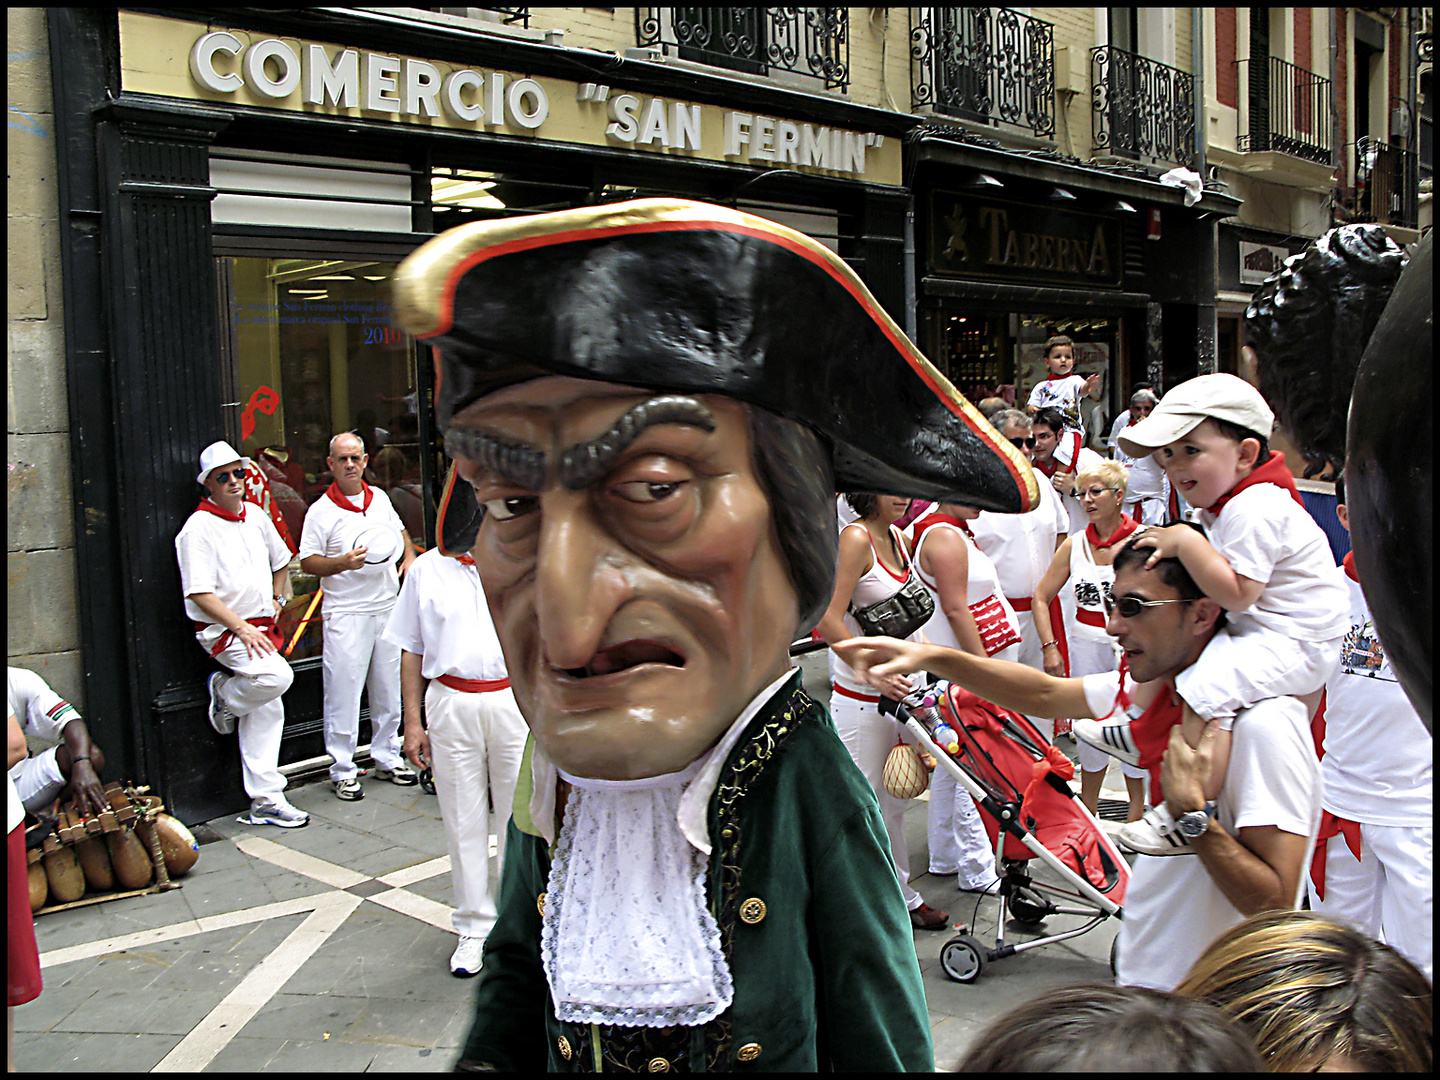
[1102,594,1192,618]
[210,468,245,485]
[1009,436,1038,449]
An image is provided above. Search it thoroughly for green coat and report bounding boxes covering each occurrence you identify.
[458,672,934,1072]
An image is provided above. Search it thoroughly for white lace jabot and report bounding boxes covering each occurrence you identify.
[543,760,733,1027]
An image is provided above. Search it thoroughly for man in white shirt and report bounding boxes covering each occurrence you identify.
[836,530,1321,992]
[382,541,528,977]
[970,409,1067,738]
[1307,483,1432,980]
[1032,406,1106,534]
[176,440,307,828]
[299,432,418,801]
[7,667,109,819]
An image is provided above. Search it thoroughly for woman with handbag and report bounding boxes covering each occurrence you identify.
[817,493,949,930]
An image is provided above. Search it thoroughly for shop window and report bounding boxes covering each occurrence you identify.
[217,256,422,662]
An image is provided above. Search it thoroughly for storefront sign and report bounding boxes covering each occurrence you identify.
[117,12,900,185]
[929,192,1124,288]
[1238,241,1292,284]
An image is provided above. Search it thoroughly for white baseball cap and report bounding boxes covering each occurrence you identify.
[1116,373,1274,457]
[196,440,248,486]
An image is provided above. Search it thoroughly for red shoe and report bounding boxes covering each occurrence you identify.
[910,902,950,930]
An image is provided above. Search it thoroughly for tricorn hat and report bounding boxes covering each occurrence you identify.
[392,199,1038,553]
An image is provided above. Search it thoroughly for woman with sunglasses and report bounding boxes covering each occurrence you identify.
[1030,460,1148,821]
[817,494,950,931]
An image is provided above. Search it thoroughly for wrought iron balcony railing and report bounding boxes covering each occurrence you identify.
[910,7,1055,140]
[1345,136,1419,229]
[1236,56,1334,165]
[1091,45,1195,165]
[635,8,849,91]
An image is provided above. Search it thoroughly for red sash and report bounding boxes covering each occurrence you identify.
[1309,811,1364,902]
[832,682,880,703]
[200,615,283,657]
[436,674,510,694]
[326,481,373,513]
[1076,608,1108,629]
[1206,451,1305,514]
[969,594,1022,656]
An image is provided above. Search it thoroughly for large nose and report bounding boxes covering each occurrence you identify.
[532,492,633,670]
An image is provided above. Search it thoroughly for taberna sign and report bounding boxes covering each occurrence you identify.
[169,21,890,181]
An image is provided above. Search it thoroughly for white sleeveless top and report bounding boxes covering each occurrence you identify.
[830,523,917,693]
[1065,525,1144,642]
[912,520,1021,658]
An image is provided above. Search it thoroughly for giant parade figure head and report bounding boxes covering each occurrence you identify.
[392,199,1038,780]
[1244,224,1431,728]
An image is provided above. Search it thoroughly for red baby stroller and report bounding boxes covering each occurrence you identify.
[893,680,1130,983]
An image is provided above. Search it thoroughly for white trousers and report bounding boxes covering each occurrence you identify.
[1176,621,1341,727]
[208,635,294,804]
[425,681,529,940]
[926,765,995,888]
[830,689,923,910]
[1307,820,1433,982]
[322,609,403,779]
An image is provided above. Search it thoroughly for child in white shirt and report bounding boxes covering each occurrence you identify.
[1026,335,1101,436]
[1071,373,1347,855]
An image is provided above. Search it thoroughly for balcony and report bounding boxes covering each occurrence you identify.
[1236,56,1334,165]
[909,7,1055,140]
[1342,136,1420,229]
[1090,45,1195,166]
[635,8,849,91]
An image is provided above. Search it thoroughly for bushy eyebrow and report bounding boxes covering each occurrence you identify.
[558,396,716,489]
[442,395,717,494]
[443,427,548,491]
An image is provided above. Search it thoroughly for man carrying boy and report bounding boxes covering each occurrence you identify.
[835,535,1322,992]
[1071,373,1347,855]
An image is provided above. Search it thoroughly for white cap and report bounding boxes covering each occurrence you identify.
[196,440,247,486]
[1116,373,1274,457]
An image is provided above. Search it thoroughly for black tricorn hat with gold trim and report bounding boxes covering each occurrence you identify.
[392,199,1038,553]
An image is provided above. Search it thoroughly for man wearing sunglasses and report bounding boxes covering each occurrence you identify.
[836,527,1321,992]
[176,441,308,828]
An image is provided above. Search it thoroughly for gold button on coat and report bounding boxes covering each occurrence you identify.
[537,892,547,916]
[556,1035,572,1060]
[739,897,767,924]
[646,1057,670,1072]
[736,1042,762,1062]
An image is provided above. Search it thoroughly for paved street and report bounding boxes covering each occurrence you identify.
[15,653,1127,1072]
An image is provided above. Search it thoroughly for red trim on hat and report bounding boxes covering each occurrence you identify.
[423,216,1034,507]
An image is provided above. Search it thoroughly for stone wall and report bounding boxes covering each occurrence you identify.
[7,7,83,708]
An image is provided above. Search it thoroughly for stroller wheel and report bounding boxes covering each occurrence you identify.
[1109,932,1120,978]
[940,934,987,984]
[419,766,436,795]
[1008,888,1051,927]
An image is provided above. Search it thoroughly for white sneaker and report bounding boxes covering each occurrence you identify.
[243,798,310,829]
[1071,716,1143,766]
[207,672,237,735]
[1115,804,1194,856]
[450,935,484,977]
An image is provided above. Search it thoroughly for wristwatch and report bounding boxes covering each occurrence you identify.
[1176,801,1218,839]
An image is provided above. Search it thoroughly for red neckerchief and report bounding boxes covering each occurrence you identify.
[326,481,373,513]
[1086,514,1140,549]
[1206,451,1305,514]
[456,553,476,566]
[195,498,247,523]
[1341,550,1359,583]
[1033,456,1059,478]
[1111,655,1185,802]
[1045,372,1071,381]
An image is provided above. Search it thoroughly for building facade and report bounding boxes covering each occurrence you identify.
[8,8,1430,822]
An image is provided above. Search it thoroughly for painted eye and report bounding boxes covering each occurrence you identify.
[612,480,684,504]
[482,495,539,521]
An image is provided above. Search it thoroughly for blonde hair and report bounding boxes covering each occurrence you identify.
[1175,910,1432,1072]
[1075,459,1130,498]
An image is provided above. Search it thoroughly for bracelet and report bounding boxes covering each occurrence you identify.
[1040,640,1059,649]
